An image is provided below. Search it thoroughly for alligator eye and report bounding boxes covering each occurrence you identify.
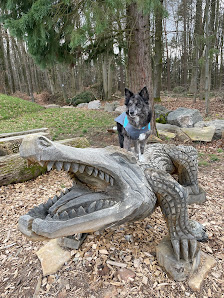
[111,152,137,164]
[38,136,52,147]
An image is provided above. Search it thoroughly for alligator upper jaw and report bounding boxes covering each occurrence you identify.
[19,135,152,240]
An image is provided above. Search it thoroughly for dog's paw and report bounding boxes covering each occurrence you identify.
[139,133,146,141]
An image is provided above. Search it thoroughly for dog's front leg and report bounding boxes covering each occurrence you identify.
[123,136,131,151]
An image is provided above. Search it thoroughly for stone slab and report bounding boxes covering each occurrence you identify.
[158,130,176,139]
[188,252,216,291]
[181,126,215,142]
[156,236,201,281]
[36,239,71,276]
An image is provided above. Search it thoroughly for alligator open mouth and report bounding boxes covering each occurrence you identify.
[19,135,154,240]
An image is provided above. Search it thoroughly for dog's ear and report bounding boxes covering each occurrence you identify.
[125,88,134,105]
[139,87,149,103]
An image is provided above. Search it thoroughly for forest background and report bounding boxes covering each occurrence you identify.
[0,0,223,116]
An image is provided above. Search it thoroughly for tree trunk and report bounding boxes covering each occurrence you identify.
[19,42,34,101]
[153,0,163,101]
[126,2,155,134]
[189,0,203,101]
[182,0,188,88]
[5,30,15,94]
[205,0,210,116]
[0,26,10,94]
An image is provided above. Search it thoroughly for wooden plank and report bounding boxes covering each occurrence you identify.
[0,128,48,139]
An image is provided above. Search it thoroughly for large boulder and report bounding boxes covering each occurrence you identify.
[104,101,119,112]
[88,100,101,110]
[167,107,203,128]
[154,104,171,124]
[194,119,224,140]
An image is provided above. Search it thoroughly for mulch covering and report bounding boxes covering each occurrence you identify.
[0,96,223,297]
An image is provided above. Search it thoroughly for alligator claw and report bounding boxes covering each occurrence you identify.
[189,239,197,259]
[171,237,198,261]
[171,239,180,261]
[181,239,188,261]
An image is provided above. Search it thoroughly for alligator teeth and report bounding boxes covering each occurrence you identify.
[72,163,79,173]
[64,162,71,171]
[93,168,98,177]
[68,209,77,218]
[47,161,54,171]
[79,164,85,173]
[105,174,110,183]
[110,177,114,186]
[96,200,103,210]
[87,201,96,213]
[60,211,69,220]
[52,195,58,204]
[77,206,86,216]
[44,198,53,209]
[99,171,105,180]
[110,200,115,206]
[86,166,94,175]
[104,200,110,208]
[46,214,52,220]
[63,188,69,194]
[55,161,63,171]
[53,213,59,220]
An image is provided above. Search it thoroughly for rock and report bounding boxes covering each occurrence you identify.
[181,126,215,142]
[76,103,88,108]
[158,130,176,139]
[194,119,224,139]
[114,105,126,114]
[167,107,203,128]
[156,123,191,142]
[118,268,135,282]
[104,101,119,112]
[156,236,201,281]
[155,104,171,123]
[44,104,61,108]
[36,239,71,276]
[58,233,87,249]
[188,252,216,291]
[88,100,101,110]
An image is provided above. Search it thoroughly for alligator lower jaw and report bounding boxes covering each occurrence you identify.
[18,158,127,240]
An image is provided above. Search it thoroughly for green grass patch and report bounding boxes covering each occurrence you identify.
[217,148,223,153]
[0,94,44,120]
[0,104,115,140]
[209,154,219,162]
[198,160,209,166]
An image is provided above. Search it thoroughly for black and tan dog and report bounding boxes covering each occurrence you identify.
[115,87,152,162]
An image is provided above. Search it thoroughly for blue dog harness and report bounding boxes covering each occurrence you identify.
[115,112,151,140]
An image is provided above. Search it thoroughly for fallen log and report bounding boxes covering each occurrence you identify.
[0,137,90,186]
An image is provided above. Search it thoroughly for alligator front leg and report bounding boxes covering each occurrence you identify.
[145,168,197,261]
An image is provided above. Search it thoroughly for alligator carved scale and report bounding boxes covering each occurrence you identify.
[18,135,208,280]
